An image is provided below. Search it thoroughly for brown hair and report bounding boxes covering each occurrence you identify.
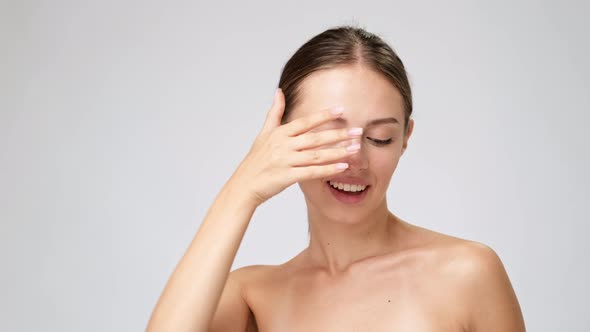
[278,25,413,135]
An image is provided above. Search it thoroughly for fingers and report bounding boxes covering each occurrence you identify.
[281,106,344,137]
[289,162,349,182]
[287,143,360,167]
[289,127,363,151]
[261,88,285,134]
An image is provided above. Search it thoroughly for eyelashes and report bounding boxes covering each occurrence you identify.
[367,137,393,146]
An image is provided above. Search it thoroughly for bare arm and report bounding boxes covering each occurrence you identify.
[146,182,257,332]
[145,89,361,332]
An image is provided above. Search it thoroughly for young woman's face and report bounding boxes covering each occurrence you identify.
[289,64,414,223]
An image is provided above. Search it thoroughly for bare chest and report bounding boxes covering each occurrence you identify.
[246,269,466,332]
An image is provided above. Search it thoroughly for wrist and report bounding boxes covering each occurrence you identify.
[219,180,261,211]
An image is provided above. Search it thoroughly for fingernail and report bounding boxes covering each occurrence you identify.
[347,127,363,136]
[336,162,349,170]
[347,143,361,152]
[331,106,344,116]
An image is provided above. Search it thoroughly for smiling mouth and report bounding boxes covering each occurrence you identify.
[325,181,371,195]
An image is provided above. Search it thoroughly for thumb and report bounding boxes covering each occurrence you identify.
[262,88,285,132]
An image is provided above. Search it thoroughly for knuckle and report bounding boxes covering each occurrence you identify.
[307,132,321,146]
[310,150,321,162]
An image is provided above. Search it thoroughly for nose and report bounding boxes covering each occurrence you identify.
[344,138,368,171]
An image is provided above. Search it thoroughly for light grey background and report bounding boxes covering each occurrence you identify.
[1,0,588,331]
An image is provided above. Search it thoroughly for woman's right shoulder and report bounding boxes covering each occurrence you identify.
[232,249,306,278]
[231,264,275,279]
[230,248,310,295]
[230,264,284,286]
[230,255,304,289]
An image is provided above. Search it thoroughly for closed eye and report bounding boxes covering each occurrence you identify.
[367,137,393,146]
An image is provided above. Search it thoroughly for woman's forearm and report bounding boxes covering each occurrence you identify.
[146,180,257,332]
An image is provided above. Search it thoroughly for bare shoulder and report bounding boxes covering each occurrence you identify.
[230,263,292,297]
[423,232,526,331]
[415,229,512,295]
[230,264,281,286]
[402,224,526,331]
[231,264,274,278]
[404,224,507,276]
[438,237,507,279]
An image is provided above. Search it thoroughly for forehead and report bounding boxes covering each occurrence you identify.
[292,64,405,124]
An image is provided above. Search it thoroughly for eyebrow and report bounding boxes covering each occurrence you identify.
[332,117,400,126]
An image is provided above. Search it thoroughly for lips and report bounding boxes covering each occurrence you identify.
[325,180,370,204]
[325,176,370,186]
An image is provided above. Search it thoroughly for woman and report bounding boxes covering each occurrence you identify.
[147,26,526,332]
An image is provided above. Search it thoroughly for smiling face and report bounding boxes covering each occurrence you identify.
[289,64,414,223]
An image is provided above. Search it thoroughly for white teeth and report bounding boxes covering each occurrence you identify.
[328,181,367,192]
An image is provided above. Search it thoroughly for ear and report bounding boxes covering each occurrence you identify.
[402,118,414,154]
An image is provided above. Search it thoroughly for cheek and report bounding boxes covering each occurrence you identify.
[370,150,400,176]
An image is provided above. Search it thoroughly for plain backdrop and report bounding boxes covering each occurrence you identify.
[1,0,589,331]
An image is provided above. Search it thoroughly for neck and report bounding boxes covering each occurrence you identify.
[304,199,398,275]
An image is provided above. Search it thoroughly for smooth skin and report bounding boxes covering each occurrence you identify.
[146,64,526,332]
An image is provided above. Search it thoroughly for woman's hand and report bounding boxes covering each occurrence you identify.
[227,88,363,207]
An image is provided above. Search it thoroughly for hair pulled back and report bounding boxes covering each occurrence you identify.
[278,26,413,134]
